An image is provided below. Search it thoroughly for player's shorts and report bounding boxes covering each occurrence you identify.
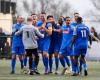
[49,39,61,54]
[12,46,25,55]
[25,48,38,57]
[74,44,88,56]
[59,42,71,56]
[38,37,51,53]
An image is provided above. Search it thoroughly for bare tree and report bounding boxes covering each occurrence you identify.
[38,0,70,18]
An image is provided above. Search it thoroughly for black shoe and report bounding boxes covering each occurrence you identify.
[11,71,15,74]
[84,70,88,76]
[29,70,34,75]
[34,70,40,75]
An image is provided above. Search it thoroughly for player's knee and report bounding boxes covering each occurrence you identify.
[59,54,64,59]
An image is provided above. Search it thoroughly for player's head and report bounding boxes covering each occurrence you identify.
[27,16,33,24]
[58,16,64,26]
[31,13,37,25]
[17,16,24,23]
[65,16,71,25]
[31,13,37,20]
[39,12,46,22]
[76,17,83,24]
[47,15,54,23]
[74,12,80,21]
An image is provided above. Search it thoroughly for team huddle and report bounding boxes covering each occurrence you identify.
[11,12,99,76]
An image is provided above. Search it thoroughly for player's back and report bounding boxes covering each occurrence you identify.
[22,25,39,49]
[76,24,90,48]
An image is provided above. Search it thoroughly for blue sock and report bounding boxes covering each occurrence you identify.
[32,60,35,70]
[11,59,16,72]
[20,59,24,69]
[55,57,59,71]
[60,58,66,68]
[64,56,70,67]
[80,60,83,71]
[83,63,87,71]
[49,58,53,72]
[43,57,49,72]
[71,59,75,73]
[24,58,27,67]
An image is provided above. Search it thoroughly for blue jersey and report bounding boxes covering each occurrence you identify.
[59,25,74,56]
[74,24,90,48]
[12,23,24,47]
[71,22,77,27]
[61,25,74,46]
[37,22,52,52]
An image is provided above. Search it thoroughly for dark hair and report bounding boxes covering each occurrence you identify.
[74,12,79,15]
[31,13,36,16]
[47,15,53,20]
[41,12,46,14]
[65,16,70,20]
[76,17,83,23]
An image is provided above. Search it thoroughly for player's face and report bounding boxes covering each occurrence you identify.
[66,18,71,25]
[40,14,46,21]
[33,18,37,25]
[47,17,54,23]
[74,14,79,21]
[32,14,37,19]
[17,17,24,23]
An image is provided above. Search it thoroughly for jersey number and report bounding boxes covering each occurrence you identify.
[26,31,30,38]
[81,30,86,37]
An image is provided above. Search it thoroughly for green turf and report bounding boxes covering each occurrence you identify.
[0,60,100,80]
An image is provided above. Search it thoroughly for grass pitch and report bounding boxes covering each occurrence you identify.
[0,60,100,80]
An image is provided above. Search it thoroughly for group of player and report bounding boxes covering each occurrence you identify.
[11,12,99,76]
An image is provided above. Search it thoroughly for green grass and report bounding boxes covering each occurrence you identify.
[0,60,100,80]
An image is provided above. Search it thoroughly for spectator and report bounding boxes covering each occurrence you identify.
[0,28,7,55]
[91,27,99,41]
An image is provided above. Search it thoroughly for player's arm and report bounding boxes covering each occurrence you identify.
[70,35,77,49]
[53,29,62,33]
[15,27,23,36]
[35,27,44,38]
[44,23,52,36]
[70,27,77,49]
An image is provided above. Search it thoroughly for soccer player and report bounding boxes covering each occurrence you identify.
[48,17,60,74]
[11,16,25,74]
[15,16,44,75]
[37,14,53,74]
[54,17,73,75]
[70,17,90,76]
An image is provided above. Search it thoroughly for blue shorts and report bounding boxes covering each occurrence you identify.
[74,44,88,56]
[59,42,71,56]
[49,39,61,54]
[38,37,51,53]
[12,46,25,55]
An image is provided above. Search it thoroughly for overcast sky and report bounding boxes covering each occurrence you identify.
[65,0,95,15]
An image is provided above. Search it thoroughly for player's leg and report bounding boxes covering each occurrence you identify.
[11,46,17,74]
[64,56,70,68]
[18,46,25,70]
[72,55,79,76]
[35,53,39,70]
[11,54,16,74]
[54,52,59,74]
[80,49,88,76]
[23,53,27,68]
[49,53,53,73]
